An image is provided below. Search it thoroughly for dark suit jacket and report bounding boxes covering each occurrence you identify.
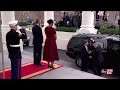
[92,45,104,64]
[80,45,89,60]
[32,25,43,44]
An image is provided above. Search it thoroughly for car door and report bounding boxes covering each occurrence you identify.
[66,36,84,58]
[110,41,120,74]
[106,39,119,70]
[73,37,86,56]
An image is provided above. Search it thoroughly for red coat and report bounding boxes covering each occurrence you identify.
[43,26,59,62]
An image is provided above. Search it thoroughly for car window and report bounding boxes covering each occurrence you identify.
[107,39,114,49]
[68,37,84,48]
[90,37,106,49]
[96,41,104,48]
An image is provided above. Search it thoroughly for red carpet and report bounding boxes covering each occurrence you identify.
[0,61,62,79]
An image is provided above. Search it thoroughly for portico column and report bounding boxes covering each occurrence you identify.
[76,11,97,34]
[42,11,55,46]
[43,11,55,29]
[1,11,23,52]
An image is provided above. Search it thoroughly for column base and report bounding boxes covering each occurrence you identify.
[76,28,98,35]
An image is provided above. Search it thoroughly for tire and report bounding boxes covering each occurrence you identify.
[75,56,82,68]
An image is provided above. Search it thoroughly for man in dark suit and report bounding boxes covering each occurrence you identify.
[92,41,104,76]
[32,19,43,66]
[80,39,89,72]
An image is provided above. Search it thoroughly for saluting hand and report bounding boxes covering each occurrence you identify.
[16,29,22,34]
[16,29,22,36]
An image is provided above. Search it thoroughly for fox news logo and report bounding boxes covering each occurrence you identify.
[101,69,113,75]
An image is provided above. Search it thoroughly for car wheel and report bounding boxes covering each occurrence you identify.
[75,56,82,68]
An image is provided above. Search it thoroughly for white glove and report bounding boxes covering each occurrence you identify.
[16,29,22,36]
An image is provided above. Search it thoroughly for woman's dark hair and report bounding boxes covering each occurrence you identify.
[47,19,54,24]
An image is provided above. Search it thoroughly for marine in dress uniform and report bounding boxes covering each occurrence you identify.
[6,20,27,79]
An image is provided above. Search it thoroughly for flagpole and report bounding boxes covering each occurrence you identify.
[0,20,5,79]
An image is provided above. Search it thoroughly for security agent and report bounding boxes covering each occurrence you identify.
[80,39,89,72]
[91,41,104,76]
[6,20,27,79]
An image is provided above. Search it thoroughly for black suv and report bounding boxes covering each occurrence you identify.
[66,34,120,75]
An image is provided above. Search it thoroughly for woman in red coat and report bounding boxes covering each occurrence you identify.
[43,19,59,69]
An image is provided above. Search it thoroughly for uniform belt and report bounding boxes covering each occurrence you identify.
[10,44,20,47]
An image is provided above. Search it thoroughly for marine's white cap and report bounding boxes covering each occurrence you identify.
[8,20,18,26]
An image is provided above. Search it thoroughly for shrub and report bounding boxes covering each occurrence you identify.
[56,27,79,32]
[100,28,120,35]
[56,27,120,35]
[18,22,27,26]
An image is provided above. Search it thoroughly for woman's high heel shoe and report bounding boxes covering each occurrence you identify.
[48,64,51,68]
[48,65,55,69]
[51,65,55,69]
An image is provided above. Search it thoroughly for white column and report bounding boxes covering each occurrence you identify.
[1,11,23,52]
[1,11,15,30]
[76,11,97,34]
[43,11,55,29]
[42,11,55,46]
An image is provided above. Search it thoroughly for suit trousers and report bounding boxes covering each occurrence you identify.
[33,43,42,65]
